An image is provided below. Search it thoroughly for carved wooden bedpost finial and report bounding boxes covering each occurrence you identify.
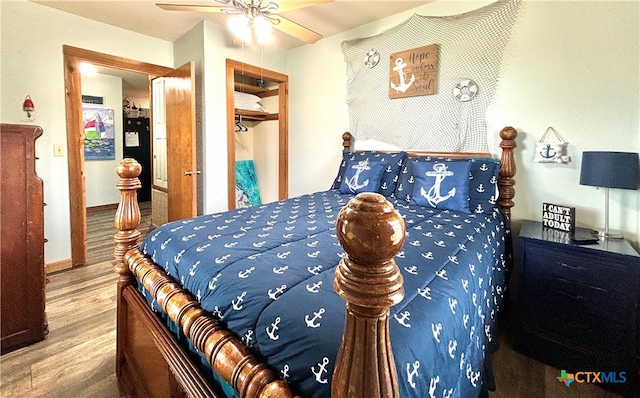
[114,158,142,273]
[342,132,353,153]
[498,126,517,219]
[333,193,406,398]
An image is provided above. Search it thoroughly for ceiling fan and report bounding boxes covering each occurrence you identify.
[156,0,332,44]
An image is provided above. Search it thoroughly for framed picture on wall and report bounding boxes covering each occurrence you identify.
[83,106,115,160]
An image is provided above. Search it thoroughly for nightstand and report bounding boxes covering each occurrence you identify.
[513,220,640,396]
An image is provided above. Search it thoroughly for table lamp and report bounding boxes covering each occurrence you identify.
[579,151,639,239]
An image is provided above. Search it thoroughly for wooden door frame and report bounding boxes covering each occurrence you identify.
[225,59,288,209]
[63,45,173,266]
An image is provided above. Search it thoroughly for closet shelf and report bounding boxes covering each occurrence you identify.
[235,109,278,121]
[234,82,268,95]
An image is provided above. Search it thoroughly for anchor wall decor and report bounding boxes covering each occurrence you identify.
[389,44,438,99]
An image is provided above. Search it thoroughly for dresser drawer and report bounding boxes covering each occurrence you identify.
[522,302,632,360]
[522,241,633,294]
[524,271,634,322]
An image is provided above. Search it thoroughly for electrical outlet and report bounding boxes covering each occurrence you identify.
[53,144,65,157]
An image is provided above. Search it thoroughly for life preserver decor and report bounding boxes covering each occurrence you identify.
[452,79,478,102]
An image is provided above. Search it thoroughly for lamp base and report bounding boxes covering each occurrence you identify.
[591,228,624,240]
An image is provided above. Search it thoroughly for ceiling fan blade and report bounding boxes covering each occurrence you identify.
[156,3,227,13]
[276,0,333,13]
[275,15,322,44]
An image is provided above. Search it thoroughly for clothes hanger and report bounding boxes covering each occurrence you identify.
[235,115,248,133]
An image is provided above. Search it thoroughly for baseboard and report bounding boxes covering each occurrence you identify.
[86,203,118,213]
[45,258,73,274]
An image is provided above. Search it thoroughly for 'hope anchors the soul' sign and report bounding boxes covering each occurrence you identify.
[542,203,575,232]
[389,44,438,99]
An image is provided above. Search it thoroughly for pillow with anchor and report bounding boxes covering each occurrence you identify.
[339,158,387,194]
[395,157,501,214]
[331,151,408,196]
[410,161,472,212]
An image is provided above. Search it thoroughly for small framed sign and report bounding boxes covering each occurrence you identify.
[542,203,575,232]
[389,44,438,99]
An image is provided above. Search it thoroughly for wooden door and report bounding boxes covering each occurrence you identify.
[163,61,197,221]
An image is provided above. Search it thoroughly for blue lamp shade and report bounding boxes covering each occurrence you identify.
[580,151,639,190]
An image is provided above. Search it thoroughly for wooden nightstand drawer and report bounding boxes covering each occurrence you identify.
[523,243,633,294]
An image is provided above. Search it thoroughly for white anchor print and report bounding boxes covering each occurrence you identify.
[421,252,434,260]
[435,269,448,280]
[390,57,415,93]
[344,159,372,192]
[252,241,266,248]
[434,240,446,247]
[272,265,288,274]
[188,260,201,277]
[448,255,458,264]
[196,243,211,252]
[207,234,221,240]
[266,317,281,340]
[216,225,228,230]
[181,233,196,242]
[306,281,323,293]
[280,364,290,381]
[428,375,439,398]
[304,308,325,328]
[448,340,457,359]
[174,249,185,264]
[247,253,261,260]
[409,240,420,246]
[242,330,254,347]
[268,285,287,300]
[170,225,184,232]
[417,286,432,299]
[394,311,411,328]
[432,322,442,343]
[238,267,255,279]
[404,265,418,275]
[277,251,290,259]
[232,292,247,310]
[150,229,162,241]
[208,273,221,291]
[232,232,245,239]
[223,241,238,248]
[311,357,330,384]
[212,306,222,319]
[307,265,322,275]
[448,298,457,315]
[406,361,420,388]
[460,352,465,371]
[215,254,231,264]
[461,279,469,293]
[307,251,320,258]
[160,238,172,250]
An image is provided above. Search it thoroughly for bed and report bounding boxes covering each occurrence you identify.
[113,126,517,398]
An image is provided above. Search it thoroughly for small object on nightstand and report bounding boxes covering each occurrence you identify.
[569,227,599,245]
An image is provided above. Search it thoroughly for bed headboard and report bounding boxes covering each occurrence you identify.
[341,126,518,219]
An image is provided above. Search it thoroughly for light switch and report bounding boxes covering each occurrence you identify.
[53,144,65,157]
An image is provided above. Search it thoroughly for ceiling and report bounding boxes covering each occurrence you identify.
[35,0,432,96]
[32,0,433,50]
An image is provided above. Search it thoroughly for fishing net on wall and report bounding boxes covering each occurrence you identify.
[341,0,522,152]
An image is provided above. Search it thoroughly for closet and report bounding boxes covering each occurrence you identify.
[226,59,288,209]
[1,123,47,352]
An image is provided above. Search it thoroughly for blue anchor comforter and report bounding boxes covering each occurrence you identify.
[139,189,510,398]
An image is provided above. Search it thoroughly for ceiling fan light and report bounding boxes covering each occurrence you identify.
[229,13,252,43]
[253,15,273,43]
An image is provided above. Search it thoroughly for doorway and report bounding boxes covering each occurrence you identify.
[63,46,195,267]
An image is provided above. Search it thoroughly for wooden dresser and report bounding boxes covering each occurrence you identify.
[1,123,47,353]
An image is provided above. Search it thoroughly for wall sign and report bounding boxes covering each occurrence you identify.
[542,203,575,232]
[82,95,104,105]
[389,44,438,99]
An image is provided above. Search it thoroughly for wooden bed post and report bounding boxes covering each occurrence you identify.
[333,193,406,398]
[497,126,517,219]
[342,132,352,152]
[113,159,142,380]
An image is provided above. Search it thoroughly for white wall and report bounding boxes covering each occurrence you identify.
[82,73,123,207]
[1,0,174,264]
[286,0,640,244]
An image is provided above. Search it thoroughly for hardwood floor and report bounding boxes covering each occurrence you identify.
[0,204,624,397]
